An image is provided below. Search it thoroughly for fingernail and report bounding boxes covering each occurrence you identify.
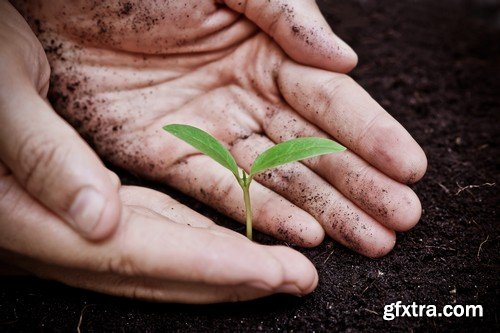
[68,187,106,235]
[276,283,303,296]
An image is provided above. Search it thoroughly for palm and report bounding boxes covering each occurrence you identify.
[28,0,426,257]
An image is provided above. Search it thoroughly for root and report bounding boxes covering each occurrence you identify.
[455,182,495,196]
[76,304,94,333]
[477,235,489,260]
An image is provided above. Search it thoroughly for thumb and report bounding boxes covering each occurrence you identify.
[0,81,121,240]
[223,0,358,73]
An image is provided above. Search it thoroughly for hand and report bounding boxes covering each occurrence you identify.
[1,1,317,303]
[17,0,427,257]
[0,161,317,303]
[0,1,121,239]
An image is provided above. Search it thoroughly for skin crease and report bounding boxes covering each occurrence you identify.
[0,0,426,302]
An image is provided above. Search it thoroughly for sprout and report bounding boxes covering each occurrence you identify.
[163,124,345,240]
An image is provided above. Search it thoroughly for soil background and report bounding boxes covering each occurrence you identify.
[1,0,499,331]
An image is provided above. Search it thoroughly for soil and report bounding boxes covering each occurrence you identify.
[1,0,499,331]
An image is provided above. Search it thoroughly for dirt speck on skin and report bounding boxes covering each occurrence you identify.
[119,2,134,16]
[0,0,499,332]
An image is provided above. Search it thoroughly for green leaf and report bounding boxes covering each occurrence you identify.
[250,137,346,176]
[163,124,239,177]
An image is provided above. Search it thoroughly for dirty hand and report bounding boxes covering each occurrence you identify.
[0,1,317,303]
[0,165,317,302]
[18,0,426,257]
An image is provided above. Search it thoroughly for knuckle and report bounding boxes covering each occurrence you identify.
[16,134,71,195]
[128,280,156,301]
[319,74,355,117]
[267,266,286,290]
[253,252,285,291]
[201,167,238,208]
[104,211,141,277]
[261,4,281,38]
[191,236,226,282]
[107,277,149,300]
[223,288,245,303]
[107,250,139,277]
[323,74,355,98]
[357,112,384,146]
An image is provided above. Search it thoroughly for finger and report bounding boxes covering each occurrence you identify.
[119,185,215,228]
[24,263,288,303]
[277,60,428,184]
[120,186,249,241]
[163,154,325,247]
[23,243,318,303]
[0,175,317,299]
[263,106,422,232]
[231,134,396,258]
[222,0,357,72]
[107,170,121,189]
[0,84,121,240]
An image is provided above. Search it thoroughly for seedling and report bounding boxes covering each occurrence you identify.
[163,124,345,240]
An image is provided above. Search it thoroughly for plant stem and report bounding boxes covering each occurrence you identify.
[238,170,253,241]
[242,183,252,240]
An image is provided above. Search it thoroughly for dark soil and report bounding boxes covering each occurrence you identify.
[1,0,499,331]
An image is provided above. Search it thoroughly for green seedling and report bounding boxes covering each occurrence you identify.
[163,124,346,240]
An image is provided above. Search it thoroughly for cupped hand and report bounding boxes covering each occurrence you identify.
[15,0,427,257]
[0,161,317,303]
[0,1,120,239]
